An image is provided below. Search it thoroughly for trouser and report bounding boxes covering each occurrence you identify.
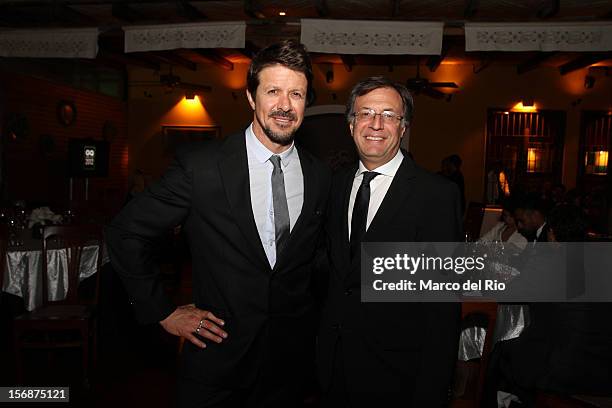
[177,374,302,408]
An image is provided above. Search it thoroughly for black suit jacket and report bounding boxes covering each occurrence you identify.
[317,154,462,407]
[106,131,331,387]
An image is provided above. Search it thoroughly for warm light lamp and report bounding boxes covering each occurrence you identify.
[512,101,537,112]
[594,150,609,174]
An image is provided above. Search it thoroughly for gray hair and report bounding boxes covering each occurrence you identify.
[345,76,414,127]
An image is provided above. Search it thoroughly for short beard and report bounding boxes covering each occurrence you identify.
[256,110,298,146]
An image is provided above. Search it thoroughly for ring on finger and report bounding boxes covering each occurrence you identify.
[195,318,205,334]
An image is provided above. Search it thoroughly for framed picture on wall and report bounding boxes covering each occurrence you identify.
[161,125,221,155]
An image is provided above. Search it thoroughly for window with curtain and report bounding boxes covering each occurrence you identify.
[579,111,611,193]
[580,111,611,176]
[485,109,565,198]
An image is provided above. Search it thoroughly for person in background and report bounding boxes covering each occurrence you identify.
[479,197,528,255]
[440,154,466,215]
[487,161,511,205]
[514,194,552,243]
[551,183,566,206]
[483,204,612,407]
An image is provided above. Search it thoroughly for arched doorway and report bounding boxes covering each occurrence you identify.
[294,105,357,171]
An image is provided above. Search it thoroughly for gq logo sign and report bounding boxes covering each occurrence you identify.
[84,145,96,170]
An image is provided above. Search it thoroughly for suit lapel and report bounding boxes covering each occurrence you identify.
[364,156,416,242]
[218,132,270,270]
[340,164,358,279]
[346,156,417,276]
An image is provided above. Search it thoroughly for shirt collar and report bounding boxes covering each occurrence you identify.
[356,149,404,179]
[245,123,296,167]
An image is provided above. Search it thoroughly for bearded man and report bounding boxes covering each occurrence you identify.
[106,40,331,407]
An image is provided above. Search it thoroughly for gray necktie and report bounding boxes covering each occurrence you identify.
[270,155,290,256]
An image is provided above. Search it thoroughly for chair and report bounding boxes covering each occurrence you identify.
[0,224,8,301]
[452,301,498,408]
[13,224,104,386]
[536,392,612,408]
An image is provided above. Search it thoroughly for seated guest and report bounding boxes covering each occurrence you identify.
[514,194,553,243]
[551,183,566,206]
[479,198,527,255]
[483,204,612,407]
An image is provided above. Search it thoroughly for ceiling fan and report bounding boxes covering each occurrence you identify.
[406,58,458,99]
[130,67,212,95]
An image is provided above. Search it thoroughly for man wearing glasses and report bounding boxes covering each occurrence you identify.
[317,76,462,407]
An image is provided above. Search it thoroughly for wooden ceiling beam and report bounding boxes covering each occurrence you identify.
[111,2,143,22]
[340,55,354,72]
[516,52,558,75]
[194,49,234,70]
[0,6,33,25]
[237,40,260,60]
[244,0,265,19]
[176,0,207,20]
[391,0,400,18]
[425,55,444,72]
[313,0,329,17]
[87,56,127,71]
[155,51,198,71]
[426,41,451,72]
[559,53,611,75]
[537,0,560,19]
[2,0,206,5]
[51,1,98,25]
[464,0,479,19]
[473,55,493,74]
[98,50,160,70]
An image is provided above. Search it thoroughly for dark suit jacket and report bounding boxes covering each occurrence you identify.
[317,154,463,407]
[106,131,331,387]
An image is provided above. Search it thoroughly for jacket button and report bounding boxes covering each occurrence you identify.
[344,289,352,296]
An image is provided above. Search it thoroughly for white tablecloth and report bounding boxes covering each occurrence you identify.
[458,304,529,361]
[2,244,104,311]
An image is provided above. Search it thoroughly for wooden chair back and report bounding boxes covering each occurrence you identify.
[0,224,8,295]
[453,301,498,408]
[41,224,103,306]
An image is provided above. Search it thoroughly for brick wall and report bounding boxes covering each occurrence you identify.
[0,71,128,218]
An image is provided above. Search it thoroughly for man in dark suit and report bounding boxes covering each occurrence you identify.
[106,40,331,407]
[514,194,552,243]
[317,76,463,407]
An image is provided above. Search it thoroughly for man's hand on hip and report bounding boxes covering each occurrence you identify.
[160,304,227,349]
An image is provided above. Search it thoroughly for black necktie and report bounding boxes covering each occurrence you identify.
[270,155,290,256]
[350,171,379,257]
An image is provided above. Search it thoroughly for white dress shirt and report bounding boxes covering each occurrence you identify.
[245,124,304,267]
[347,149,404,239]
[479,222,528,254]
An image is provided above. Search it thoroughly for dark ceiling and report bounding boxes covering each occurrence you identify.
[1,0,611,75]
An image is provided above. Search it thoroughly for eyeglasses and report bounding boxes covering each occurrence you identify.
[352,109,404,124]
